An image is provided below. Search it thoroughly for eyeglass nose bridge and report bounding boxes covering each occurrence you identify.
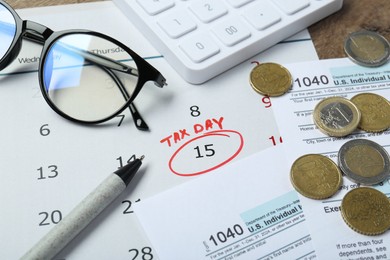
[24,20,54,44]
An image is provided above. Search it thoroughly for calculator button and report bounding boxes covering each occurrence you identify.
[179,33,220,63]
[189,1,228,23]
[212,18,251,46]
[136,0,175,15]
[271,0,310,15]
[158,10,197,39]
[226,0,255,8]
[243,3,281,30]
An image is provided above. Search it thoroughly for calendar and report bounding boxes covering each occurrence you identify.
[0,2,319,259]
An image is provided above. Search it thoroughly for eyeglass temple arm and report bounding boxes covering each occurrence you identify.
[103,67,149,131]
[57,42,140,77]
[20,21,150,83]
[22,21,166,88]
[57,43,166,88]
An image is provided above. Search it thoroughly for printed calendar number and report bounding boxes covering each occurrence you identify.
[122,199,141,214]
[39,124,51,136]
[190,105,201,117]
[269,135,283,146]
[39,210,62,226]
[37,165,59,180]
[116,114,126,127]
[116,155,136,169]
[168,129,244,176]
[194,144,215,158]
[129,246,154,260]
[262,96,272,108]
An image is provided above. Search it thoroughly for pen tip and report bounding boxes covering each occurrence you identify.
[115,155,144,185]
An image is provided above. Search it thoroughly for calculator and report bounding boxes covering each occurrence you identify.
[113,0,343,84]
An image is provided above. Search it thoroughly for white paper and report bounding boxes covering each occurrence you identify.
[272,58,390,259]
[135,147,316,260]
[0,2,319,259]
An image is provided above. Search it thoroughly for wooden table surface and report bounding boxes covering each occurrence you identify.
[5,0,390,60]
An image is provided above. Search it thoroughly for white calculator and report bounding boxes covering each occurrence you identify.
[114,0,343,84]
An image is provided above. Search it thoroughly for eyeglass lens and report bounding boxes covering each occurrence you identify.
[0,3,16,61]
[42,34,139,122]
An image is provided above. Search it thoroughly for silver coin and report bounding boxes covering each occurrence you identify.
[313,97,361,137]
[338,139,390,185]
[344,30,390,67]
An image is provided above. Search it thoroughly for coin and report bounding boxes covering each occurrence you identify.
[290,154,342,199]
[249,63,292,96]
[344,30,390,67]
[341,187,390,235]
[313,96,361,137]
[338,139,390,185]
[350,93,390,132]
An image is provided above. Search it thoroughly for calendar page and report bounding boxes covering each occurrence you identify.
[0,2,319,259]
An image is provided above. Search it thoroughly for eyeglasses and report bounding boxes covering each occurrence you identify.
[0,0,166,131]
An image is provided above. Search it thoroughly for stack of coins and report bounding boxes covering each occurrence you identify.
[313,93,390,137]
[287,29,390,235]
[290,138,390,235]
[298,80,390,234]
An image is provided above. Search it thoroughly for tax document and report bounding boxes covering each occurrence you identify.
[272,58,390,259]
[135,147,316,260]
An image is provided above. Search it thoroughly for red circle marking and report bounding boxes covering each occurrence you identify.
[169,130,244,177]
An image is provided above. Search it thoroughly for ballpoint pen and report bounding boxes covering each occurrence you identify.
[21,155,145,260]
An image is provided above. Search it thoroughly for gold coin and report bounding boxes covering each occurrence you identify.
[341,187,390,235]
[249,63,292,96]
[344,30,390,67]
[313,96,361,137]
[290,154,342,199]
[350,93,390,132]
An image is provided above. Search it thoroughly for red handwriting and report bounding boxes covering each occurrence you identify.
[160,117,225,147]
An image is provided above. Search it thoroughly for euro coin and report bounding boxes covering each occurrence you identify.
[290,154,342,199]
[344,30,390,67]
[341,187,390,235]
[249,63,292,96]
[313,97,361,137]
[338,139,390,185]
[350,93,390,132]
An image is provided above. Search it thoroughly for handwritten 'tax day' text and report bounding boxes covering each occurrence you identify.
[160,117,225,147]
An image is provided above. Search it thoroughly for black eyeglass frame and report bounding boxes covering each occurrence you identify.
[0,0,166,130]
